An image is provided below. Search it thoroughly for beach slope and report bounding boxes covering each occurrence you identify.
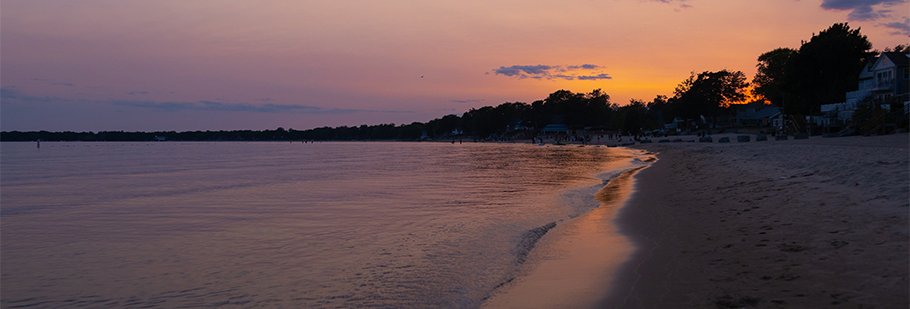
[605,134,909,308]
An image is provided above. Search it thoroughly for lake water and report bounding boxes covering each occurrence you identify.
[1,142,645,308]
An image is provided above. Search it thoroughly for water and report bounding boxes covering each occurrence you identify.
[1,142,644,308]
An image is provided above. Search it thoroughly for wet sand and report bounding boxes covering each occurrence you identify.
[483,165,645,309]
[604,134,909,308]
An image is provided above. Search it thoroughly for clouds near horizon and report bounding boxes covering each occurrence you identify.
[493,64,613,81]
[882,18,910,35]
[0,88,409,115]
[650,0,692,9]
[820,0,907,20]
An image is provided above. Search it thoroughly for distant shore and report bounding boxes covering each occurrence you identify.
[604,134,909,308]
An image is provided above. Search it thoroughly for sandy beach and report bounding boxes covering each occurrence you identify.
[604,134,909,308]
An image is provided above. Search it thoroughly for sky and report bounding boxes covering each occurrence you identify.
[1,0,908,131]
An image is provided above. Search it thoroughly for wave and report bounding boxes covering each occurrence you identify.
[485,148,659,303]
[514,221,558,265]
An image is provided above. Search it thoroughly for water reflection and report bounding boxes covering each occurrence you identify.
[1,142,639,308]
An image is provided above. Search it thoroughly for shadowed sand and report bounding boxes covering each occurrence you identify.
[603,134,909,308]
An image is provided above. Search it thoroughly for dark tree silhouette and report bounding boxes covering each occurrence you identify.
[783,23,873,116]
[616,100,653,134]
[645,95,671,126]
[425,114,461,137]
[753,48,797,107]
[882,44,909,53]
[669,70,749,123]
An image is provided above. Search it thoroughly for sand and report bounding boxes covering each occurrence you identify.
[482,165,644,309]
[604,134,909,308]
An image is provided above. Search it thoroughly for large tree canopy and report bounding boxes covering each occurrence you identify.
[753,48,797,107]
[670,70,749,121]
[783,23,873,115]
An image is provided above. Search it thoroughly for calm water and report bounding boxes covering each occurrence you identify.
[1,142,643,308]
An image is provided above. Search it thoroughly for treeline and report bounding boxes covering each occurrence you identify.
[0,89,658,141]
[0,69,753,141]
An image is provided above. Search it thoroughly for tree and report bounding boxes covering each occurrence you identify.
[784,23,873,115]
[525,89,613,129]
[425,114,461,137]
[643,95,671,126]
[753,48,797,107]
[883,44,909,53]
[851,99,887,135]
[616,100,653,134]
[670,70,749,122]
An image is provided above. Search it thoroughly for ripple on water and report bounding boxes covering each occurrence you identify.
[1,142,644,307]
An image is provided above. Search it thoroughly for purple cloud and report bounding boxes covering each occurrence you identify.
[567,64,602,70]
[450,98,485,104]
[820,0,907,20]
[650,0,692,10]
[577,73,613,80]
[0,87,410,114]
[882,18,910,35]
[494,65,555,77]
[493,64,612,81]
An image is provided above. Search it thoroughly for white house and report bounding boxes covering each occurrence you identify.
[818,52,910,126]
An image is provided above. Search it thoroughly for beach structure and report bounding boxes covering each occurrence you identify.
[734,102,781,128]
[541,123,570,134]
[508,120,531,132]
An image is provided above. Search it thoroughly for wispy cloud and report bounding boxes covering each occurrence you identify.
[820,0,906,21]
[882,18,910,36]
[113,100,345,113]
[450,98,486,104]
[577,73,613,80]
[493,64,612,81]
[566,64,603,70]
[1,88,410,114]
[0,87,55,102]
[494,65,555,77]
[30,78,77,87]
[650,0,692,10]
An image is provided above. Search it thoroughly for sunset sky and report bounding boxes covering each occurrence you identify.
[2,0,908,131]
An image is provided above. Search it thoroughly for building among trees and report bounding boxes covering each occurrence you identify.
[818,51,910,129]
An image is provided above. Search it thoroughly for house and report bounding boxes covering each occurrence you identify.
[867,52,910,104]
[735,102,781,127]
[508,120,531,132]
[770,113,785,131]
[818,52,910,126]
[843,52,909,107]
[541,123,570,134]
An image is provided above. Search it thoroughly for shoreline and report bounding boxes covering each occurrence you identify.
[482,150,655,308]
[603,134,909,308]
